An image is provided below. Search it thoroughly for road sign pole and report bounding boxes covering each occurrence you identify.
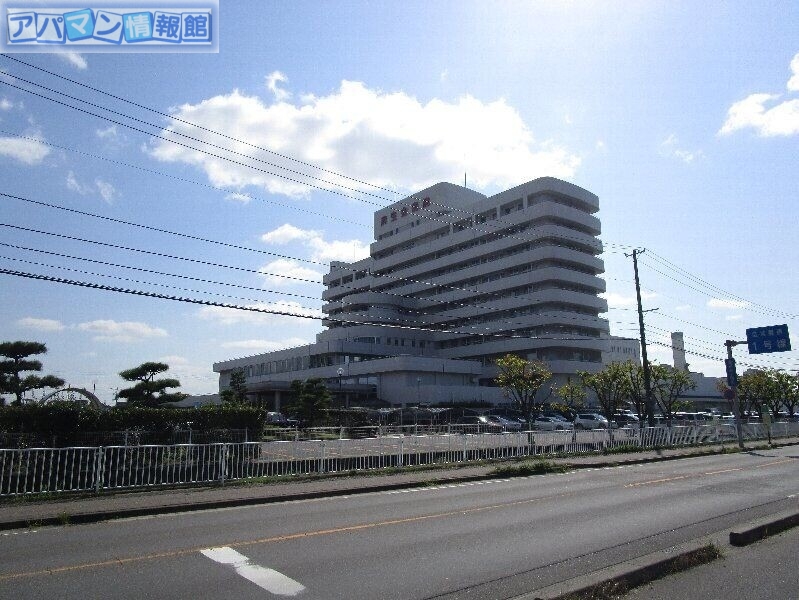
[725,340,746,450]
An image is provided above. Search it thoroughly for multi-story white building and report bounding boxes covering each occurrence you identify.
[214,177,610,408]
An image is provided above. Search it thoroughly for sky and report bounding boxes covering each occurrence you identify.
[0,1,797,404]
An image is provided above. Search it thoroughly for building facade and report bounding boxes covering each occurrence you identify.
[214,177,610,408]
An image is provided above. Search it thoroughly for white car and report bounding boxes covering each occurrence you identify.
[533,416,574,431]
[573,413,609,429]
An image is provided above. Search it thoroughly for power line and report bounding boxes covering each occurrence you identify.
[642,252,798,321]
[0,54,402,197]
[1,195,614,328]
[0,74,634,254]
[0,131,371,229]
[0,267,607,345]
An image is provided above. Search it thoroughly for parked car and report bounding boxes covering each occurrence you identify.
[573,413,609,429]
[453,415,504,433]
[266,411,290,426]
[486,409,528,428]
[485,415,523,431]
[533,416,574,431]
[613,413,640,428]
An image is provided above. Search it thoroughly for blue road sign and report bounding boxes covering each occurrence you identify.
[746,324,791,354]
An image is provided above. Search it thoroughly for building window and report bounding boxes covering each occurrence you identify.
[401,206,408,217]
[380,215,387,226]
[391,211,397,221]
[411,202,419,212]
[422,197,431,207]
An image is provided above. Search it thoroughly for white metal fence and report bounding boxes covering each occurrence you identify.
[2,422,797,497]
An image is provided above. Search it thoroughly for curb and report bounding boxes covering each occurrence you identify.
[519,508,799,599]
[729,510,799,546]
[0,472,502,531]
[515,542,722,600]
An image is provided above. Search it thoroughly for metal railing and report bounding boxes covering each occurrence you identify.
[2,422,797,497]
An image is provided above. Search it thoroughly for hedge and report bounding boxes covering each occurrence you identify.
[0,403,266,446]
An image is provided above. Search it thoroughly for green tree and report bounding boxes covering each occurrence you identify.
[737,369,773,419]
[579,362,630,436]
[220,368,249,405]
[555,377,586,409]
[761,369,791,419]
[0,341,65,406]
[286,378,331,426]
[651,364,696,426]
[494,354,552,427]
[117,361,185,407]
[774,370,799,417]
[619,360,647,425]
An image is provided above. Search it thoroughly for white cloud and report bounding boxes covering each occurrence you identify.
[261,223,320,245]
[148,80,580,197]
[440,69,449,83]
[0,98,13,111]
[258,258,323,286]
[0,135,50,165]
[66,171,117,202]
[307,237,370,262]
[660,134,702,164]
[265,70,292,101]
[96,125,118,139]
[707,298,750,310]
[95,178,117,203]
[55,52,87,70]
[17,317,65,332]
[720,54,799,136]
[225,192,252,203]
[67,170,92,194]
[77,319,168,343]
[595,140,606,152]
[601,291,657,309]
[158,355,189,365]
[197,301,323,326]
[725,315,744,321]
[220,337,309,352]
[787,52,799,92]
[674,304,692,312]
[720,94,799,136]
[261,223,370,263]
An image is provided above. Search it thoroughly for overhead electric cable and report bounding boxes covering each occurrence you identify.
[0,268,605,343]
[0,54,402,196]
[0,79,632,253]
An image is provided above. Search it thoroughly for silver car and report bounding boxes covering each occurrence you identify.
[533,416,574,431]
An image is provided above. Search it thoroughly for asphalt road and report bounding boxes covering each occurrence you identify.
[1,448,797,600]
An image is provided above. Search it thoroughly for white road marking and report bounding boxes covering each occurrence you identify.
[201,546,305,596]
[1,530,38,536]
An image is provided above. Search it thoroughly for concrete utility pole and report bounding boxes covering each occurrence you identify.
[627,248,656,426]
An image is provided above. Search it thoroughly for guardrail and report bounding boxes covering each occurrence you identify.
[1,422,797,497]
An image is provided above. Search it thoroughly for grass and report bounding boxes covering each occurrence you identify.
[491,460,569,477]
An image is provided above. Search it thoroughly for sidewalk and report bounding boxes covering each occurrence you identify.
[2,438,797,531]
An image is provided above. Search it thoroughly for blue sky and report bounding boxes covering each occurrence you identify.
[1,1,797,403]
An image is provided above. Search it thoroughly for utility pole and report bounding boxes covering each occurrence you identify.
[627,248,656,426]
[724,340,746,450]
